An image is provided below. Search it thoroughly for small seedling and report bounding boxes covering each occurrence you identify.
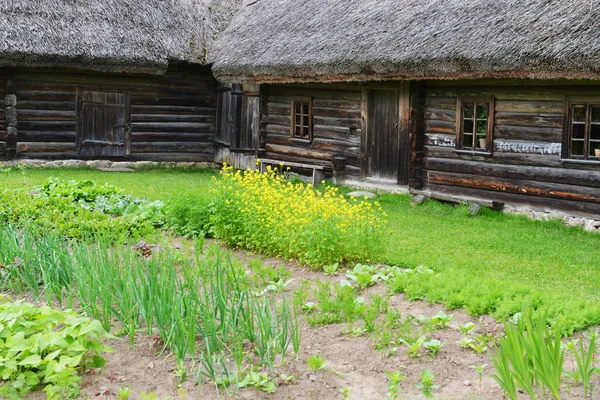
[431,311,454,329]
[323,263,339,275]
[238,371,277,393]
[469,364,487,390]
[302,302,316,312]
[423,339,444,357]
[340,386,350,400]
[308,354,326,372]
[415,368,439,399]
[400,335,426,358]
[382,347,398,358]
[457,336,475,349]
[458,322,475,335]
[469,341,488,354]
[350,326,367,337]
[385,369,406,399]
[266,278,293,293]
[118,387,132,400]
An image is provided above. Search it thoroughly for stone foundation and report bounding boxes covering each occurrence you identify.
[0,159,218,170]
[501,205,600,233]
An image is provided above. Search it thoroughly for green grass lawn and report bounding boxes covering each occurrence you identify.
[1,166,599,305]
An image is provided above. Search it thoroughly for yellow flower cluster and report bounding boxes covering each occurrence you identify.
[210,163,388,269]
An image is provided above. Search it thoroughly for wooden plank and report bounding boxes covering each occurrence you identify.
[425,133,455,147]
[128,152,214,162]
[313,116,361,129]
[130,132,214,142]
[130,141,213,153]
[425,157,600,189]
[424,109,456,122]
[495,125,561,142]
[18,121,76,131]
[17,101,76,110]
[265,124,290,135]
[268,86,361,100]
[313,99,362,110]
[495,100,563,114]
[313,107,361,119]
[18,131,77,142]
[130,97,215,107]
[425,182,600,216]
[425,120,455,135]
[424,145,564,168]
[313,126,361,143]
[494,112,562,128]
[16,90,75,101]
[130,105,216,115]
[265,143,334,161]
[263,151,332,168]
[427,170,600,203]
[17,142,76,153]
[131,114,215,123]
[130,122,215,133]
[18,110,76,121]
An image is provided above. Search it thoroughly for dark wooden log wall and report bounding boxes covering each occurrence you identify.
[0,74,6,158]
[421,81,600,215]
[262,84,362,178]
[12,65,216,162]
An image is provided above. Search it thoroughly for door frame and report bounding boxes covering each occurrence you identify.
[360,81,411,185]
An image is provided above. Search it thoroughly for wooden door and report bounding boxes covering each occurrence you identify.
[79,91,129,157]
[366,89,401,182]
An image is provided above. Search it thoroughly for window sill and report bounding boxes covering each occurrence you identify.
[560,158,600,166]
[454,149,493,157]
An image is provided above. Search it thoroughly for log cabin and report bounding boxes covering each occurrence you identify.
[0,0,240,163]
[212,0,600,216]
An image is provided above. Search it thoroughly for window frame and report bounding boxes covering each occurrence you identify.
[290,97,313,142]
[562,97,600,162]
[455,97,495,155]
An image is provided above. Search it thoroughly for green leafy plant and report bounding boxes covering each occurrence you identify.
[385,369,406,399]
[457,336,475,349]
[458,322,475,335]
[430,311,454,329]
[323,263,339,275]
[573,330,597,398]
[307,355,326,372]
[0,298,111,399]
[400,336,426,358]
[415,368,439,399]
[469,364,487,391]
[237,371,277,393]
[423,339,444,357]
[346,264,386,289]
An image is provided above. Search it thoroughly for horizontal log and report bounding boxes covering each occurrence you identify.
[425,133,455,147]
[423,145,564,168]
[18,109,76,122]
[424,157,600,189]
[16,101,76,111]
[128,152,214,162]
[264,114,290,126]
[313,99,362,110]
[18,131,77,142]
[313,116,360,129]
[131,114,215,123]
[17,142,76,153]
[0,142,5,153]
[313,126,361,142]
[130,97,215,107]
[18,121,76,131]
[427,170,600,203]
[266,134,357,153]
[494,112,562,128]
[268,86,361,101]
[130,141,213,153]
[425,120,455,135]
[16,90,75,102]
[424,109,456,123]
[424,182,600,217]
[494,139,561,155]
[495,125,561,142]
[13,152,79,160]
[130,122,215,133]
[345,165,361,177]
[313,107,361,119]
[495,100,563,114]
[265,143,335,161]
[266,102,291,115]
[424,97,456,111]
[130,105,216,115]
[263,151,333,168]
[131,132,214,142]
[264,124,290,135]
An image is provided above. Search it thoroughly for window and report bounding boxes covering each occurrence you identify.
[565,102,600,160]
[291,98,312,141]
[456,98,494,153]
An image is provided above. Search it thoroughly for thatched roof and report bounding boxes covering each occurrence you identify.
[0,0,243,74]
[212,0,600,83]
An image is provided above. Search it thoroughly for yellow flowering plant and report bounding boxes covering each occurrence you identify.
[210,163,388,269]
